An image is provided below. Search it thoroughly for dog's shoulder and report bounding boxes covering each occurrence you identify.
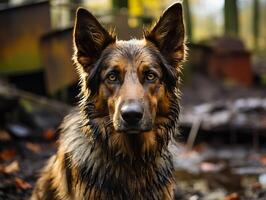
[61,107,81,129]
[59,107,84,138]
[58,107,94,162]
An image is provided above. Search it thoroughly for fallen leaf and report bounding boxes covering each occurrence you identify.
[224,192,240,200]
[0,149,17,161]
[193,143,208,153]
[200,162,225,173]
[0,160,20,174]
[43,128,56,140]
[260,155,266,165]
[14,177,32,190]
[25,142,41,153]
[252,182,262,191]
[0,130,11,141]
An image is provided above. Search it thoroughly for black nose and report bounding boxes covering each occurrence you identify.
[121,102,144,124]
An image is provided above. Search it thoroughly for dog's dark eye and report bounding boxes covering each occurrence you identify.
[144,71,157,82]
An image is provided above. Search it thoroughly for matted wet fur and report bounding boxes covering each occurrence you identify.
[31,3,186,200]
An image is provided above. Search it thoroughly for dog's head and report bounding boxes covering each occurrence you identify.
[73,3,185,157]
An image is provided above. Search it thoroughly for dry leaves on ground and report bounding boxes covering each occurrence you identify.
[0,130,11,141]
[0,149,17,161]
[25,142,42,153]
[0,160,20,174]
[14,177,32,190]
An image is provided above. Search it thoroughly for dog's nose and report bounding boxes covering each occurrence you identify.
[121,102,143,124]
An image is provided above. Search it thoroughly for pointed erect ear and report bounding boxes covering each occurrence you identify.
[145,3,185,66]
[73,8,115,69]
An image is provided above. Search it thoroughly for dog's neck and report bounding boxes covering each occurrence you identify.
[61,110,175,198]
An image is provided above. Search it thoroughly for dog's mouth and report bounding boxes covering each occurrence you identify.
[114,122,153,134]
[112,100,153,134]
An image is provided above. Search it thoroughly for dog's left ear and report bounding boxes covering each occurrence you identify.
[145,3,185,66]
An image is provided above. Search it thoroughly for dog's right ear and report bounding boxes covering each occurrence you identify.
[144,3,185,66]
[73,8,115,70]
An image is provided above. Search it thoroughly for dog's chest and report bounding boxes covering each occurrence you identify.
[72,151,174,200]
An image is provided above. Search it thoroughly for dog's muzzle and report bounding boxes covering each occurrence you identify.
[115,100,152,134]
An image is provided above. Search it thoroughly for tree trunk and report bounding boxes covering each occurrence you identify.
[224,0,239,37]
[183,0,193,42]
[112,0,128,11]
[253,0,259,49]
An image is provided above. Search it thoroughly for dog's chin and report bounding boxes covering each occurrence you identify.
[124,130,142,134]
[114,125,152,135]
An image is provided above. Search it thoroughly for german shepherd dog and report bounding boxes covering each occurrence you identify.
[31,3,185,200]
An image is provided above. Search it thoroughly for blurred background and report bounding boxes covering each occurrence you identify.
[0,0,266,199]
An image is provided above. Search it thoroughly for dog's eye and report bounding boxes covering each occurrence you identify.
[107,72,118,82]
[145,71,157,82]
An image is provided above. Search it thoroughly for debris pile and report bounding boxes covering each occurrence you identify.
[170,143,266,200]
[0,83,70,199]
[180,98,266,132]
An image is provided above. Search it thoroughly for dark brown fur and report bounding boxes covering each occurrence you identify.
[31,3,186,200]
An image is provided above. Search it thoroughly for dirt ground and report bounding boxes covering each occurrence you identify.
[0,138,56,200]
